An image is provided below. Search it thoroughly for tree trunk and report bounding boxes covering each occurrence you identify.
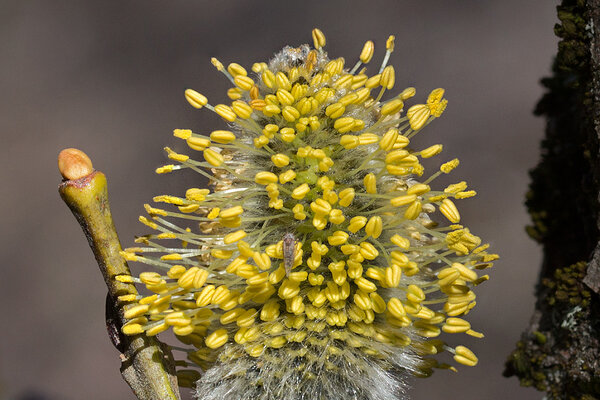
[503,0,600,398]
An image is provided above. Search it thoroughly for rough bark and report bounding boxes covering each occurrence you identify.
[503,0,600,398]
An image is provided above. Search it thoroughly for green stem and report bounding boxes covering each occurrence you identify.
[59,170,181,400]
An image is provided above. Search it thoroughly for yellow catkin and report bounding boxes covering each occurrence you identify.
[122,29,497,386]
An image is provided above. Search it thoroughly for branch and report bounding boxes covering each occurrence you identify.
[58,148,181,400]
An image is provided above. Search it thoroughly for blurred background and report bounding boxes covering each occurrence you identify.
[1,1,558,399]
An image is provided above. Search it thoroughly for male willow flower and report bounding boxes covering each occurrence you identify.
[118,29,498,400]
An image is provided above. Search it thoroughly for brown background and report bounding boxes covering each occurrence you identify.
[1,1,557,399]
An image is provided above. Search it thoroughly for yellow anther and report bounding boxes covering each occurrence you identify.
[288,270,308,283]
[227,63,247,77]
[452,262,478,282]
[384,264,402,287]
[400,87,416,100]
[139,272,162,286]
[338,92,358,106]
[348,215,367,233]
[220,205,244,219]
[386,149,409,164]
[327,231,349,246]
[381,66,395,90]
[351,119,365,131]
[279,170,296,184]
[329,209,345,224]
[389,235,410,250]
[224,230,246,244]
[173,129,192,139]
[351,73,368,89]
[249,99,266,111]
[261,69,275,88]
[211,249,233,260]
[280,127,296,142]
[276,89,294,106]
[234,75,254,91]
[251,62,267,74]
[252,253,271,271]
[160,253,182,261]
[381,98,404,115]
[236,308,258,327]
[271,153,290,168]
[124,304,149,319]
[394,134,410,149]
[439,199,460,223]
[379,128,399,151]
[310,148,326,159]
[254,171,278,185]
[186,136,210,151]
[260,299,280,322]
[153,195,185,205]
[227,87,243,100]
[263,104,281,117]
[115,274,135,283]
[407,104,430,131]
[203,148,224,167]
[205,207,220,219]
[193,285,215,307]
[427,87,446,107]
[355,276,377,292]
[442,317,471,334]
[261,124,278,138]
[326,102,346,119]
[164,266,185,280]
[278,279,300,299]
[370,292,386,313]
[359,242,379,260]
[220,308,245,325]
[184,89,208,109]
[386,35,395,51]
[275,71,292,91]
[358,133,379,146]
[210,57,224,71]
[334,117,356,133]
[210,131,235,144]
[205,329,228,349]
[406,285,426,303]
[387,298,406,319]
[360,40,374,63]
[214,104,237,122]
[390,194,417,207]
[333,74,353,90]
[364,173,377,194]
[282,106,300,122]
[341,244,358,255]
[291,183,310,200]
[421,144,443,158]
[340,135,360,149]
[456,190,477,199]
[155,165,174,174]
[144,204,168,217]
[365,74,381,89]
[354,87,371,104]
[365,215,383,238]
[122,322,144,335]
[354,290,372,310]
[404,201,422,220]
[407,184,430,196]
[454,345,478,367]
[311,198,332,215]
[312,28,326,49]
[231,101,253,119]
